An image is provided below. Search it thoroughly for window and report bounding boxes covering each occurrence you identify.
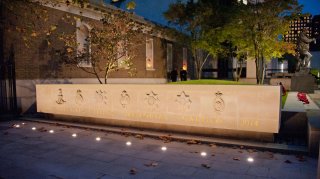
[167,43,173,72]
[146,38,154,70]
[76,20,91,67]
[182,48,187,70]
[238,0,247,4]
[117,41,129,69]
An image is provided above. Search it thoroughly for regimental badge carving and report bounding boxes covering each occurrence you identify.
[120,90,130,108]
[175,91,192,109]
[145,91,160,108]
[75,89,84,104]
[95,90,108,105]
[56,88,66,105]
[214,91,225,112]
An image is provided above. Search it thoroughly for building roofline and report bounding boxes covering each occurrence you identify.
[37,0,176,41]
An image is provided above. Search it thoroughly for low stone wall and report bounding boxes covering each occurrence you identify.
[37,84,281,136]
[269,78,291,90]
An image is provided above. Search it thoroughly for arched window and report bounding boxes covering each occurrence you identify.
[117,40,129,69]
[146,37,154,70]
[76,20,91,67]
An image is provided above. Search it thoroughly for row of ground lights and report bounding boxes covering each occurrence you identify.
[13,123,254,162]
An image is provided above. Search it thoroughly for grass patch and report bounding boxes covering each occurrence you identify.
[282,92,288,108]
[311,69,319,77]
[311,69,320,85]
[170,79,252,85]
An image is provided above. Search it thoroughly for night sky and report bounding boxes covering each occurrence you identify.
[109,0,320,26]
[298,0,320,15]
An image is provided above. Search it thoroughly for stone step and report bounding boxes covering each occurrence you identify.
[315,90,320,95]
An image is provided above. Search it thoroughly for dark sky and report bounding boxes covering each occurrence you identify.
[111,0,320,26]
[298,0,320,15]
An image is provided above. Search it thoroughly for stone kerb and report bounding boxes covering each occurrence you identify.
[36,84,281,134]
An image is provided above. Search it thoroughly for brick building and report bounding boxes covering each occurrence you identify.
[0,0,191,114]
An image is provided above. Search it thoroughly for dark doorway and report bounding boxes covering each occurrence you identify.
[0,46,17,114]
[0,0,17,115]
[218,59,228,79]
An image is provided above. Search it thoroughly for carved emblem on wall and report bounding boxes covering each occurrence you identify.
[95,90,108,105]
[145,91,160,108]
[214,91,225,112]
[56,88,66,105]
[175,91,192,109]
[75,89,84,104]
[120,90,130,108]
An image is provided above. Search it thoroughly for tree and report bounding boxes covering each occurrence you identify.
[61,10,144,84]
[164,0,239,79]
[232,0,300,84]
[165,0,300,83]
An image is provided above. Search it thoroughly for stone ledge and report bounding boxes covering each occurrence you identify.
[307,110,320,156]
[20,116,309,154]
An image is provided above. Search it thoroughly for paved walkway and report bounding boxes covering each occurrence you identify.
[0,120,317,179]
[283,92,319,112]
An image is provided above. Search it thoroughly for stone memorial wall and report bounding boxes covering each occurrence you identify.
[36,84,281,133]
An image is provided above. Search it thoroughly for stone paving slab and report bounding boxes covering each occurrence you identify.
[0,120,317,179]
[21,117,309,154]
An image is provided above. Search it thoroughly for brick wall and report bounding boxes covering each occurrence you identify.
[3,2,187,82]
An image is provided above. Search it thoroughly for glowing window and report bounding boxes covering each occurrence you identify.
[76,20,92,67]
[146,38,154,70]
[182,48,187,70]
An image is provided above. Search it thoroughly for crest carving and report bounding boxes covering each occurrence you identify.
[214,91,225,112]
[56,88,66,105]
[145,91,160,108]
[175,91,192,110]
[120,90,130,108]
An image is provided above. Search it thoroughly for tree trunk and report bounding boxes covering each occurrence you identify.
[260,54,266,85]
[194,52,201,80]
[198,53,210,80]
[234,61,238,81]
[255,58,260,84]
[197,70,201,80]
[104,73,108,84]
[253,40,260,84]
[96,74,103,84]
[261,64,265,84]
[92,66,103,84]
[104,67,109,84]
[257,58,263,84]
[236,60,243,82]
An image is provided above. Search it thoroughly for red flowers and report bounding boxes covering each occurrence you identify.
[297,92,309,104]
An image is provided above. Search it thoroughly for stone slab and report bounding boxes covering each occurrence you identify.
[291,74,316,93]
[36,84,281,133]
[283,92,319,112]
[269,78,291,90]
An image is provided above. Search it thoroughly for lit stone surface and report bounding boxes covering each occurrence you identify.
[0,120,316,179]
[36,84,281,133]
